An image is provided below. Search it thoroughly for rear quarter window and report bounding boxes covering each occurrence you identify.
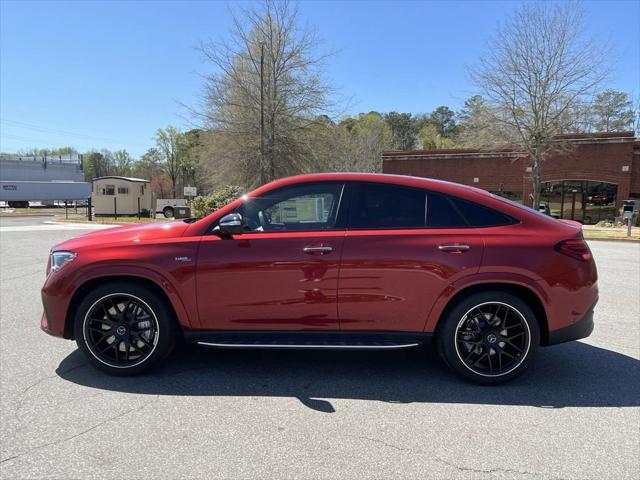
[450,196,516,227]
[426,193,468,228]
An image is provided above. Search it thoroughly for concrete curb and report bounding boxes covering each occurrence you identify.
[584,237,640,243]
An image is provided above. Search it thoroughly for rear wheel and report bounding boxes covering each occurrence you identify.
[74,281,175,375]
[436,291,540,385]
[163,207,174,218]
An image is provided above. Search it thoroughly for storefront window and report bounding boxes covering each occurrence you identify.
[540,180,617,224]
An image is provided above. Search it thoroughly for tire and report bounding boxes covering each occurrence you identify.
[435,290,540,385]
[163,207,174,218]
[74,281,176,375]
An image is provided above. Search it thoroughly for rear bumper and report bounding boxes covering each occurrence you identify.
[547,299,596,345]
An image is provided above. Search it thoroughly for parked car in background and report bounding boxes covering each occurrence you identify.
[40,173,598,384]
[538,202,551,215]
[156,198,187,218]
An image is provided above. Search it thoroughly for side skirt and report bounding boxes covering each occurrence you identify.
[182,331,432,351]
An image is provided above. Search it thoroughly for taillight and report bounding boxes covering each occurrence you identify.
[554,237,592,261]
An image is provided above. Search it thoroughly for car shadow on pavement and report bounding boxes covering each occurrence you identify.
[57,341,639,413]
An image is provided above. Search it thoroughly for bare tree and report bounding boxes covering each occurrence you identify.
[634,96,640,136]
[197,0,335,187]
[470,2,607,207]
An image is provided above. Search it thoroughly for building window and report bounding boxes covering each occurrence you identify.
[118,187,129,194]
[540,180,618,224]
[140,185,145,195]
[104,185,115,195]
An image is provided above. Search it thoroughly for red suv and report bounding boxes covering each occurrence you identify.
[41,174,598,384]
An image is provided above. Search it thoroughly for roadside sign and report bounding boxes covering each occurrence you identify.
[184,186,197,197]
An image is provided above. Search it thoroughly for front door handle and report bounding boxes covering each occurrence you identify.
[303,245,333,255]
[438,243,471,253]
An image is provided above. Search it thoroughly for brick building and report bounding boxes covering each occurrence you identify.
[382,132,639,224]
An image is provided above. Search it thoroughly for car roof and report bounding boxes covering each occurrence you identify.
[252,173,492,200]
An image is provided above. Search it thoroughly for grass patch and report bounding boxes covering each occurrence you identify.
[583,229,639,240]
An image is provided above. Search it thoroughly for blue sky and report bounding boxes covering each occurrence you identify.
[1,0,638,157]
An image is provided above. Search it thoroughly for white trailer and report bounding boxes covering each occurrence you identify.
[0,181,91,208]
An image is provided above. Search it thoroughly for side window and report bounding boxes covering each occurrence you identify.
[426,192,468,228]
[349,183,426,229]
[240,183,344,232]
[450,197,515,227]
[118,186,129,194]
[104,185,115,195]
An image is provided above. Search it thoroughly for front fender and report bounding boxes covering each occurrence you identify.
[423,272,550,333]
[68,264,195,330]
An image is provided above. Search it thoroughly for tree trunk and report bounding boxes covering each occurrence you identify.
[531,148,542,209]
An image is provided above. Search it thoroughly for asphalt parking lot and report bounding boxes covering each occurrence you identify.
[1,217,638,479]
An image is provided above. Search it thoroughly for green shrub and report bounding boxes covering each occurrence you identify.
[191,185,243,218]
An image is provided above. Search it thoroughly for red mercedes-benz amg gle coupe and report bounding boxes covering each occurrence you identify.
[41,173,597,384]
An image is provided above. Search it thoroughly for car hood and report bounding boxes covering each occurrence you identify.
[51,220,191,252]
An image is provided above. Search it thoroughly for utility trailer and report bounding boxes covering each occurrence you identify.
[0,181,91,208]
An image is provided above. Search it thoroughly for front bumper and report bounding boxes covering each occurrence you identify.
[547,299,596,345]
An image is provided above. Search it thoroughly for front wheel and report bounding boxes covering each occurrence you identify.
[435,291,540,385]
[74,281,175,375]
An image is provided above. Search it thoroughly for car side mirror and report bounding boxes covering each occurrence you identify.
[217,213,245,236]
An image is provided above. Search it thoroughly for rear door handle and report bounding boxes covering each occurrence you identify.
[438,243,471,253]
[303,245,333,255]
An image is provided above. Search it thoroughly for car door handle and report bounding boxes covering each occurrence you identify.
[303,245,333,255]
[438,243,471,253]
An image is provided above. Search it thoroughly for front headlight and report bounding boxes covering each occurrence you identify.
[50,251,77,272]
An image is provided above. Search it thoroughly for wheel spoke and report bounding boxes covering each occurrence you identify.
[89,325,111,334]
[493,304,504,325]
[95,340,115,356]
[463,348,478,363]
[501,350,520,361]
[507,331,525,341]
[133,333,153,348]
[472,352,488,367]
[503,339,524,353]
[113,341,120,365]
[110,298,121,316]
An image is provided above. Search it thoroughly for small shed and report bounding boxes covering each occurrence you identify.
[92,176,155,216]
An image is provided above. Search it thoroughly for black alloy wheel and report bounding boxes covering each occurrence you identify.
[436,291,540,384]
[454,301,530,377]
[83,293,159,368]
[74,281,175,375]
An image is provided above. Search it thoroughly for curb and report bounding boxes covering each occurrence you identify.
[44,220,121,228]
[584,237,640,243]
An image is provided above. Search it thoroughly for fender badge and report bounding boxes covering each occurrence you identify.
[174,256,191,262]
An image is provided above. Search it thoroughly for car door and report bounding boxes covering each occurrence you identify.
[196,182,347,331]
[338,182,484,332]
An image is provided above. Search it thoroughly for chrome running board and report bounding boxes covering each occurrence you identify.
[196,341,420,350]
